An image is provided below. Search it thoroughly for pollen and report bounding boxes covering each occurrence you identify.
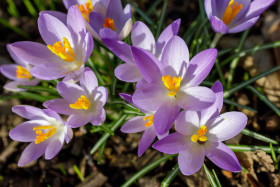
[222,0,243,25]
[47,37,75,62]
[77,0,93,22]
[191,125,207,143]
[33,125,56,144]
[16,66,32,79]
[143,115,154,127]
[162,75,181,97]
[103,17,115,31]
[70,95,91,110]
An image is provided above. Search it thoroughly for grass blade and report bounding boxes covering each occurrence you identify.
[0,18,29,38]
[155,0,168,39]
[23,0,38,18]
[203,164,217,187]
[223,99,257,113]
[17,85,59,96]
[241,128,278,145]
[99,125,114,135]
[130,3,152,25]
[270,143,279,170]
[97,140,107,165]
[73,165,85,182]
[161,163,180,187]
[212,169,222,187]
[227,145,280,153]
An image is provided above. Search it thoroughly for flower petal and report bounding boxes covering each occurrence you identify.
[1,64,22,81]
[178,142,205,176]
[114,63,143,82]
[30,64,67,80]
[40,10,67,25]
[99,28,118,39]
[57,81,87,103]
[153,132,187,154]
[118,18,133,40]
[12,105,49,120]
[245,0,275,20]
[42,109,64,122]
[177,86,215,111]
[67,113,92,128]
[94,86,108,107]
[3,80,40,92]
[183,48,217,87]
[43,99,74,115]
[131,47,161,83]
[106,0,123,20]
[80,67,98,95]
[65,126,73,143]
[131,21,155,53]
[121,116,146,133]
[207,112,247,141]
[91,108,106,126]
[153,101,180,135]
[228,17,259,33]
[18,141,48,166]
[84,32,94,63]
[138,127,157,156]
[161,36,189,77]
[7,44,28,66]
[45,135,64,160]
[175,110,200,136]
[206,142,241,172]
[155,19,181,59]
[210,16,229,34]
[89,12,105,39]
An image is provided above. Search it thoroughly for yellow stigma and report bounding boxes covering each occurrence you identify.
[222,0,243,25]
[162,75,181,97]
[69,95,91,110]
[33,125,56,144]
[143,115,154,127]
[47,37,75,62]
[76,0,93,22]
[103,17,115,31]
[191,125,207,143]
[16,66,32,79]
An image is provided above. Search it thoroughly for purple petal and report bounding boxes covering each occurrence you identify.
[38,13,72,45]
[8,42,59,66]
[118,18,133,40]
[7,44,28,66]
[1,64,21,81]
[62,65,84,83]
[245,0,275,20]
[210,16,229,34]
[153,132,187,154]
[94,86,108,107]
[178,142,205,176]
[153,101,180,135]
[67,113,92,128]
[45,136,64,159]
[18,141,48,166]
[114,63,143,82]
[207,112,247,141]
[80,67,98,95]
[118,4,132,30]
[228,0,252,25]
[121,116,146,133]
[204,0,213,19]
[91,108,106,126]
[102,39,133,64]
[131,47,161,83]
[138,127,157,156]
[183,48,217,87]
[57,81,87,103]
[99,28,118,39]
[43,99,74,115]
[3,80,39,92]
[63,0,77,9]
[199,81,223,125]
[30,64,67,80]
[175,110,200,136]
[106,0,122,20]
[42,109,64,122]
[206,142,241,172]
[65,126,73,143]
[89,12,105,39]
[84,32,94,63]
[12,105,49,120]
[40,10,67,25]
[161,36,189,77]
[119,93,133,104]
[228,17,259,33]
[155,19,181,59]
[131,21,155,52]
[177,86,215,111]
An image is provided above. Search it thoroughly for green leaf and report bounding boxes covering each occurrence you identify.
[227,145,280,153]
[203,164,218,187]
[130,3,152,25]
[270,143,279,170]
[212,169,222,187]
[155,0,168,39]
[161,163,180,187]
[97,141,107,165]
[17,85,59,96]
[241,128,278,145]
[73,165,85,182]
[223,99,257,113]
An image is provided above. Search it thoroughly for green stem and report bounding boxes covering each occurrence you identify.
[97,140,107,165]
[227,145,280,153]
[161,164,180,187]
[121,154,177,187]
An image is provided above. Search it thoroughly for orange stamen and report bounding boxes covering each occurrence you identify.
[162,75,181,97]
[16,66,32,79]
[222,0,243,25]
[103,17,115,31]
[77,0,93,22]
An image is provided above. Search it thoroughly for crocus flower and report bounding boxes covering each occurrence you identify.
[43,67,108,128]
[131,36,217,135]
[89,0,133,40]
[205,0,275,34]
[8,5,93,82]
[102,19,181,83]
[63,0,110,40]
[120,93,168,156]
[153,81,248,175]
[9,105,73,166]
[0,45,39,92]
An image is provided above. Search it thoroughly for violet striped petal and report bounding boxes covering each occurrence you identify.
[45,135,64,159]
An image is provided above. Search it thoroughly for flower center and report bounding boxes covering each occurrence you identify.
[33,125,57,144]
[47,37,75,62]
[222,0,243,25]
[191,125,207,144]
[103,17,115,31]
[70,95,91,110]
[16,66,32,79]
[77,0,93,22]
[162,75,181,97]
[143,115,154,127]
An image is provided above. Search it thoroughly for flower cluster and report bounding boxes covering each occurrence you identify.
[1,0,275,177]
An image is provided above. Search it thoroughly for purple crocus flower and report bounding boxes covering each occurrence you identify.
[0,45,39,92]
[205,0,275,34]
[120,93,168,156]
[153,81,248,175]
[9,105,73,166]
[63,0,110,40]
[8,5,93,82]
[89,0,133,40]
[43,67,108,128]
[102,19,181,83]
[131,36,217,135]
